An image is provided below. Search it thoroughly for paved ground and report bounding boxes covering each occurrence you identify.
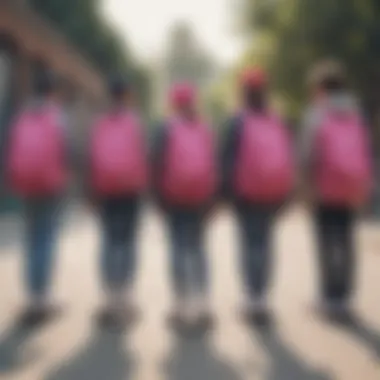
[0,205,380,380]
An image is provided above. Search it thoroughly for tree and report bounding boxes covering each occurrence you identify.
[158,21,218,120]
[238,0,380,214]
[162,22,216,93]
[239,0,380,120]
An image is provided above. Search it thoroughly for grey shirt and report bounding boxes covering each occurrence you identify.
[299,92,360,173]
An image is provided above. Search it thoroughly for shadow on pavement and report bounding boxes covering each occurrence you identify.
[44,329,135,380]
[0,320,44,374]
[62,203,91,230]
[338,317,380,360]
[164,331,243,380]
[251,325,332,380]
[0,215,22,251]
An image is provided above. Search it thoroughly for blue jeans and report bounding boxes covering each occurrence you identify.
[167,210,209,298]
[236,204,275,298]
[24,197,62,298]
[99,198,140,293]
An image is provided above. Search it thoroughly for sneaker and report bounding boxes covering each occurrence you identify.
[97,307,125,331]
[193,296,214,329]
[242,297,271,325]
[98,290,138,330]
[21,299,60,327]
[168,298,190,329]
[325,300,353,322]
[123,298,140,324]
[107,289,125,308]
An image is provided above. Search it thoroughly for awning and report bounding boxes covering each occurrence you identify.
[0,2,105,99]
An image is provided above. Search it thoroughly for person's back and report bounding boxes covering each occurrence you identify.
[90,107,147,197]
[301,84,362,176]
[8,100,67,197]
[234,111,294,204]
[160,118,217,208]
[301,65,372,206]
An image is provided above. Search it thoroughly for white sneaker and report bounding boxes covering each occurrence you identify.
[99,289,140,329]
[242,297,270,320]
[29,295,48,311]
[169,297,190,325]
[193,295,214,329]
[105,290,124,312]
[192,295,210,315]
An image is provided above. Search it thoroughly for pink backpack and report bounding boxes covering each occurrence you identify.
[234,112,295,203]
[8,106,67,196]
[315,111,372,206]
[161,118,217,206]
[90,111,148,196]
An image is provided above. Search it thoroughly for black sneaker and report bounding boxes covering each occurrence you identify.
[168,309,186,328]
[241,300,272,327]
[20,304,61,328]
[96,307,126,331]
[327,301,354,324]
[195,310,215,331]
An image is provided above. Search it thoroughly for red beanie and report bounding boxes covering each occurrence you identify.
[169,82,196,107]
[240,67,268,89]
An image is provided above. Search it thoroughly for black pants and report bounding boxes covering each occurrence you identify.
[315,205,355,302]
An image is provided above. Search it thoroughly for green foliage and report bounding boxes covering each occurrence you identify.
[31,0,126,73]
[239,0,380,120]
[164,22,215,91]
[162,22,218,123]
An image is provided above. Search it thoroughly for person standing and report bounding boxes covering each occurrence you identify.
[152,83,218,327]
[301,61,373,318]
[89,77,148,328]
[7,72,70,324]
[221,67,295,322]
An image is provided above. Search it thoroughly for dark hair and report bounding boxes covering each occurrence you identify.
[308,59,348,93]
[108,75,130,100]
[0,33,18,55]
[32,71,57,96]
[243,86,267,111]
[320,74,346,92]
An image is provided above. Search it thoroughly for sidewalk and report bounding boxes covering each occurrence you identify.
[0,206,379,380]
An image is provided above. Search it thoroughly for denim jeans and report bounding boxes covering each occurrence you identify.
[314,205,355,302]
[99,197,140,293]
[236,204,275,298]
[24,197,62,298]
[167,209,209,298]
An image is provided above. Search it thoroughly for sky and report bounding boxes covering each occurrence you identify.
[102,0,245,65]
